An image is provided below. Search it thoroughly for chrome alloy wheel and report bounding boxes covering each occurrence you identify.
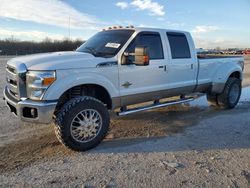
[70,109,103,143]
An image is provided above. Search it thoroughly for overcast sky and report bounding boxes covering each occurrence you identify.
[0,0,249,48]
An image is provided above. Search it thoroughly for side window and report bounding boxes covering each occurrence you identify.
[167,32,191,59]
[126,33,164,62]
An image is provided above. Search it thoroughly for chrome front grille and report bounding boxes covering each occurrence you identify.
[6,63,27,99]
[6,65,19,98]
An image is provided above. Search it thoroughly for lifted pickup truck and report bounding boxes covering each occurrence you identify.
[4,26,244,151]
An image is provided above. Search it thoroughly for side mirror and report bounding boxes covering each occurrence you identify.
[122,46,149,66]
[134,46,149,66]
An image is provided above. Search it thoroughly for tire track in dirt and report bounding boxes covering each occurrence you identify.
[0,128,75,173]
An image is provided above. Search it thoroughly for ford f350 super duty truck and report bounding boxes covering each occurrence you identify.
[3,26,244,151]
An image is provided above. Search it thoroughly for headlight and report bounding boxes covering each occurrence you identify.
[26,71,56,100]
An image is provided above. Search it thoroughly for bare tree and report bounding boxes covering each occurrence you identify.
[0,38,84,55]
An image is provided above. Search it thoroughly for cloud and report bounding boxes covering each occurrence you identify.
[0,0,99,29]
[137,23,155,27]
[157,17,165,21]
[166,21,186,29]
[116,0,165,17]
[193,36,246,49]
[116,2,129,9]
[191,26,227,48]
[192,25,219,34]
[131,0,165,16]
[114,19,134,26]
[0,28,66,41]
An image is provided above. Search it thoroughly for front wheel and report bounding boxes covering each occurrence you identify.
[217,77,242,109]
[54,96,110,151]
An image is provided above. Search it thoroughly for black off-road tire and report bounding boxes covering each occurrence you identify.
[206,94,219,107]
[217,77,242,109]
[54,96,110,151]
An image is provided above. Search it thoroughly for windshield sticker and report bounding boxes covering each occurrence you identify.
[105,43,121,49]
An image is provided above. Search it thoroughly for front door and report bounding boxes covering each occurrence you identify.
[118,32,168,106]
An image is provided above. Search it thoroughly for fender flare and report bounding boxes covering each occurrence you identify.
[211,64,242,94]
[43,72,119,100]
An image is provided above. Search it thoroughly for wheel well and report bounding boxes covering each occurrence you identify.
[229,71,241,79]
[55,84,112,113]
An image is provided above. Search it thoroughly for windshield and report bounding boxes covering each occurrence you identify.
[76,29,134,58]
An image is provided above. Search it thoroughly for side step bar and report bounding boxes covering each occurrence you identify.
[117,97,195,116]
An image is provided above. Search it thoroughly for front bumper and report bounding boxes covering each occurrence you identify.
[3,86,57,124]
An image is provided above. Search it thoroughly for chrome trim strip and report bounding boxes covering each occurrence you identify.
[4,87,18,107]
[6,63,27,100]
[6,69,17,81]
[96,61,118,67]
[16,63,27,98]
[7,83,18,93]
[28,85,47,89]
[18,100,57,107]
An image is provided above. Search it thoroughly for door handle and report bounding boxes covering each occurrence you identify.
[122,81,133,88]
[191,64,194,69]
[159,65,167,71]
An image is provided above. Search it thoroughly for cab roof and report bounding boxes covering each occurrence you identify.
[102,26,189,35]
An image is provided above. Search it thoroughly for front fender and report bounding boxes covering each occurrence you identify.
[43,69,119,100]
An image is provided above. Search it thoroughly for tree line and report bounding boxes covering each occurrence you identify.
[0,38,84,55]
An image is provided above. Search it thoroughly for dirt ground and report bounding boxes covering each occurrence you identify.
[0,55,250,187]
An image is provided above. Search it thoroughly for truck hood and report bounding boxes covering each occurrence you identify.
[7,51,110,70]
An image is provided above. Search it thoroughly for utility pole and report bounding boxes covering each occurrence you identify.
[68,16,71,40]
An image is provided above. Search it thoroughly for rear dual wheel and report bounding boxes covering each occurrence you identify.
[207,77,241,109]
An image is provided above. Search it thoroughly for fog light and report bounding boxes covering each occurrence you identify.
[31,108,36,117]
[23,107,38,118]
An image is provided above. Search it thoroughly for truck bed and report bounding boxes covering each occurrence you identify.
[197,54,243,59]
[197,55,244,93]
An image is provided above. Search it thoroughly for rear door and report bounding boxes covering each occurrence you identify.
[165,32,198,91]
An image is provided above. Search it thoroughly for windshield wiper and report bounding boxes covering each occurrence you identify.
[84,47,114,58]
[95,52,115,58]
[85,47,98,56]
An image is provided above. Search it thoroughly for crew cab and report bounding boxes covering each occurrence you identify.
[3,26,244,151]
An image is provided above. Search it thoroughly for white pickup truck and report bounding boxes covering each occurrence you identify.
[4,26,244,151]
